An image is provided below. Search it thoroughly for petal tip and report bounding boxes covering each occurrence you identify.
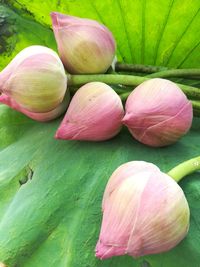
[50,12,59,28]
[122,113,132,125]
[95,241,126,260]
[54,127,65,140]
[55,123,79,140]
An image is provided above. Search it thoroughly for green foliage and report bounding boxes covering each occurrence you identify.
[1,0,200,69]
[0,1,200,267]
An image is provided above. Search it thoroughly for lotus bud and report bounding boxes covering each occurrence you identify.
[95,161,190,259]
[122,78,193,147]
[0,90,70,122]
[55,82,124,141]
[0,45,67,113]
[51,12,116,74]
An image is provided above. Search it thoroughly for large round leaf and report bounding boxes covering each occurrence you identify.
[0,1,200,267]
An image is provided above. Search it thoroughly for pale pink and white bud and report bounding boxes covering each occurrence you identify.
[55,82,124,141]
[0,45,67,113]
[96,161,190,259]
[122,78,193,147]
[51,12,116,74]
[0,91,70,122]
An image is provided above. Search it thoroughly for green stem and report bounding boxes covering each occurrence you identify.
[167,156,200,183]
[115,62,200,79]
[120,92,130,101]
[192,101,200,116]
[67,74,147,87]
[146,69,200,79]
[115,62,168,73]
[67,74,200,100]
[191,100,200,110]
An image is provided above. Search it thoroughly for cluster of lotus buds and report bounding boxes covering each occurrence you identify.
[0,13,193,146]
[0,10,195,262]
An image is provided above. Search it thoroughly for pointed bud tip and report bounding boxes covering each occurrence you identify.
[54,132,60,139]
[95,244,112,260]
[51,12,77,29]
[122,113,132,125]
[55,131,70,140]
[95,241,127,259]
[54,128,65,140]
[50,12,59,28]
[55,124,77,140]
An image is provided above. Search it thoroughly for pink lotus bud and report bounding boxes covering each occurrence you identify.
[96,161,190,259]
[51,12,116,74]
[122,78,193,147]
[55,82,124,141]
[0,46,67,113]
[0,91,70,122]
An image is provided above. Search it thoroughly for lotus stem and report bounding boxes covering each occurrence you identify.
[168,156,200,183]
[147,69,200,79]
[115,62,168,73]
[191,100,200,110]
[67,74,200,100]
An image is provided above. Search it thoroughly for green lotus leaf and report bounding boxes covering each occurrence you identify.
[0,1,200,267]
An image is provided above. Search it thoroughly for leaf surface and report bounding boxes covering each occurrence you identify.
[0,1,200,267]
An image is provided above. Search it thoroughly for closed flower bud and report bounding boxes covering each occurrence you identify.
[0,91,70,122]
[96,161,190,259]
[55,82,124,141]
[51,12,116,74]
[122,78,193,147]
[0,46,67,113]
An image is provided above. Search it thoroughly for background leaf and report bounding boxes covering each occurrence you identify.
[0,1,200,267]
[1,0,200,68]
